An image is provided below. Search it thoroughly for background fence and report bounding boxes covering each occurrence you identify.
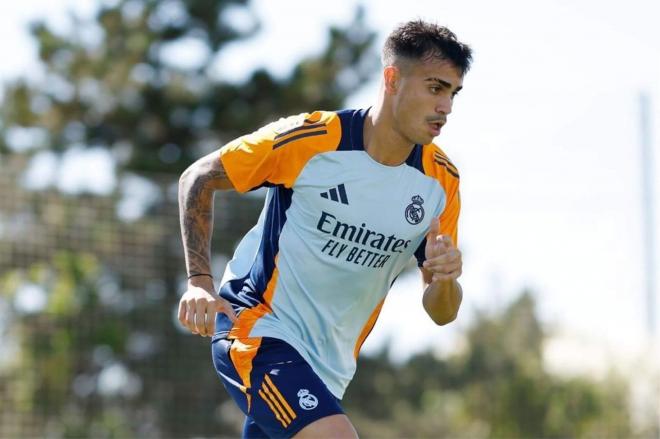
[1,155,656,438]
[1,0,658,436]
[0,155,265,437]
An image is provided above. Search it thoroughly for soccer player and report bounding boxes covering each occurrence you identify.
[178,20,472,438]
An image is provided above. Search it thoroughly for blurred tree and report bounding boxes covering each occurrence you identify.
[344,292,639,438]
[0,159,225,436]
[0,0,376,175]
[0,0,377,437]
[0,1,647,437]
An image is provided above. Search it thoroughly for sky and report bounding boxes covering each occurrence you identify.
[2,0,660,370]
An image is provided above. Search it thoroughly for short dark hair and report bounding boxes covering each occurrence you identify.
[382,20,473,75]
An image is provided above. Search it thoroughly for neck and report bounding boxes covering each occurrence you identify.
[363,98,416,167]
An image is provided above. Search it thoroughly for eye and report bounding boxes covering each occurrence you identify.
[429,86,440,94]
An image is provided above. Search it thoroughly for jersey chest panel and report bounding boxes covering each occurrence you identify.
[283,151,445,277]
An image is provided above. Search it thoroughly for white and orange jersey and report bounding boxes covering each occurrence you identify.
[215,108,460,399]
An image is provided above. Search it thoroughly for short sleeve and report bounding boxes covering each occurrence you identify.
[414,144,461,267]
[219,112,341,193]
[439,185,460,246]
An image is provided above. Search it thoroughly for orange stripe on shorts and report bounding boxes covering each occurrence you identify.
[263,374,297,420]
[258,388,289,428]
[260,384,292,425]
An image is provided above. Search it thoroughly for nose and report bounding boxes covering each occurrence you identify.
[435,95,452,116]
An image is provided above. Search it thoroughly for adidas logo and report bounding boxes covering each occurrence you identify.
[320,183,349,205]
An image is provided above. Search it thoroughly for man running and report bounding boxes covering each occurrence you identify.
[178,19,472,438]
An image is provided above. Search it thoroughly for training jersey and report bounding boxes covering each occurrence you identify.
[215,108,460,399]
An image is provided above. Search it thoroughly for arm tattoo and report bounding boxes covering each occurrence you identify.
[179,156,231,277]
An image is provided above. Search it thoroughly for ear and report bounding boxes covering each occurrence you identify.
[383,65,400,95]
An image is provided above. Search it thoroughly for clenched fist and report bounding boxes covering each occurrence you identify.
[422,217,462,282]
[178,276,237,337]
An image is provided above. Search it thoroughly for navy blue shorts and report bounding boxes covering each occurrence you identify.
[211,336,344,438]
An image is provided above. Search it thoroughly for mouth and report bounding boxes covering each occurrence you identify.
[428,121,444,136]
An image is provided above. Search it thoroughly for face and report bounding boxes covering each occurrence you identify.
[385,58,464,145]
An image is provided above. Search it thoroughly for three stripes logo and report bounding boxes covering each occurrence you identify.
[258,374,297,428]
[273,117,328,150]
[433,151,459,179]
[320,183,349,205]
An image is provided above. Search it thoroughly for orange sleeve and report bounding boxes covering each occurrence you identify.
[219,111,341,192]
[422,144,461,246]
[439,183,460,246]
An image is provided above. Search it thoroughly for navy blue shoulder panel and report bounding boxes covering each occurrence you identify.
[405,144,424,172]
[336,108,369,151]
[337,107,425,173]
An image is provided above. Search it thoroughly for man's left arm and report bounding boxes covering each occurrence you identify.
[420,217,463,325]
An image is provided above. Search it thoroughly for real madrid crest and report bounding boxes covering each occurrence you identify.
[297,389,318,410]
[405,195,425,225]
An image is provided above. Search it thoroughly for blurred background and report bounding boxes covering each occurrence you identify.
[1,0,659,437]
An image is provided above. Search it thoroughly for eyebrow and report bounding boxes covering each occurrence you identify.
[425,77,463,93]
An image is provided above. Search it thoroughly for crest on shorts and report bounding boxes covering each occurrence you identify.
[297,389,318,410]
[405,195,425,225]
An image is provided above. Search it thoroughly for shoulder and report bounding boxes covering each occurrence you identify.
[218,111,346,191]
[420,142,460,181]
[243,110,342,151]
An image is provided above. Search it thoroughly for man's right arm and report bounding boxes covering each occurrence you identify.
[178,151,237,337]
[177,111,331,336]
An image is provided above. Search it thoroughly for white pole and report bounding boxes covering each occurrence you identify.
[640,92,656,338]
[640,91,660,438]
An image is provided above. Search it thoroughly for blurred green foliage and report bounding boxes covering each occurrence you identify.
[0,0,376,174]
[0,0,652,437]
[346,293,636,437]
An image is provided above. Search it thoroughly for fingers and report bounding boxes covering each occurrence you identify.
[425,233,454,260]
[425,219,443,257]
[178,292,238,337]
[203,299,216,336]
[185,301,196,334]
[431,266,462,282]
[439,235,453,247]
[430,235,452,251]
[423,247,461,269]
[178,300,192,333]
[426,217,440,241]
[178,300,186,325]
[426,259,462,276]
[178,296,206,336]
[423,246,462,282]
[195,299,208,336]
[216,298,237,322]
[425,218,440,255]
